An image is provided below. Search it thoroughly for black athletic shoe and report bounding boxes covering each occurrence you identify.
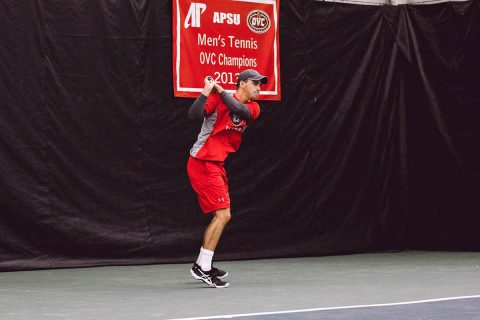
[211,266,228,279]
[190,263,229,288]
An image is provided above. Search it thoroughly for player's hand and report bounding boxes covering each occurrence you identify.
[204,76,215,90]
[214,82,224,94]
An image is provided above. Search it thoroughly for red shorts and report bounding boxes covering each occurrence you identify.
[187,156,230,214]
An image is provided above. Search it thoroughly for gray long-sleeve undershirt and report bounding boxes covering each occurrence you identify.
[188,94,208,120]
[188,92,252,120]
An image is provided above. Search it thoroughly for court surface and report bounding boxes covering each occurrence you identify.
[1,251,479,320]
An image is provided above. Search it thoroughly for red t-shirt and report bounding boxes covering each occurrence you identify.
[190,93,260,161]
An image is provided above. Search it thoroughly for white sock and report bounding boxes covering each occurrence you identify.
[196,247,214,271]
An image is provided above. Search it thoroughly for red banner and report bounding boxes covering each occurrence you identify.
[173,0,281,100]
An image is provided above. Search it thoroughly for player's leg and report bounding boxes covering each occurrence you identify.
[187,158,230,287]
[202,208,231,252]
[194,162,231,271]
[191,208,230,284]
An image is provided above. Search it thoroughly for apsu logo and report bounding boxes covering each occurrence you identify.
[184,3,206,28]
[246,10,270,34]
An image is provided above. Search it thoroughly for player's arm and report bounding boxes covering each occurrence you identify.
[214,84,252,120]
[188,77,216,120]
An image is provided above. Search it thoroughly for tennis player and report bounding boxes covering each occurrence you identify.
[187,69,268,288]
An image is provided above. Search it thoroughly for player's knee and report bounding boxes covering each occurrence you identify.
[215,208,231,224]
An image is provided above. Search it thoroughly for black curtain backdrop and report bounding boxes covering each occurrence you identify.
[0,0,479,271]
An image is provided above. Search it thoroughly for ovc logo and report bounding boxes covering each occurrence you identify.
[185,3,206,28]
[246,10,270,34]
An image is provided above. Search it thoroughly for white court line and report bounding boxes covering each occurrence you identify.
[166,295,480,320]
